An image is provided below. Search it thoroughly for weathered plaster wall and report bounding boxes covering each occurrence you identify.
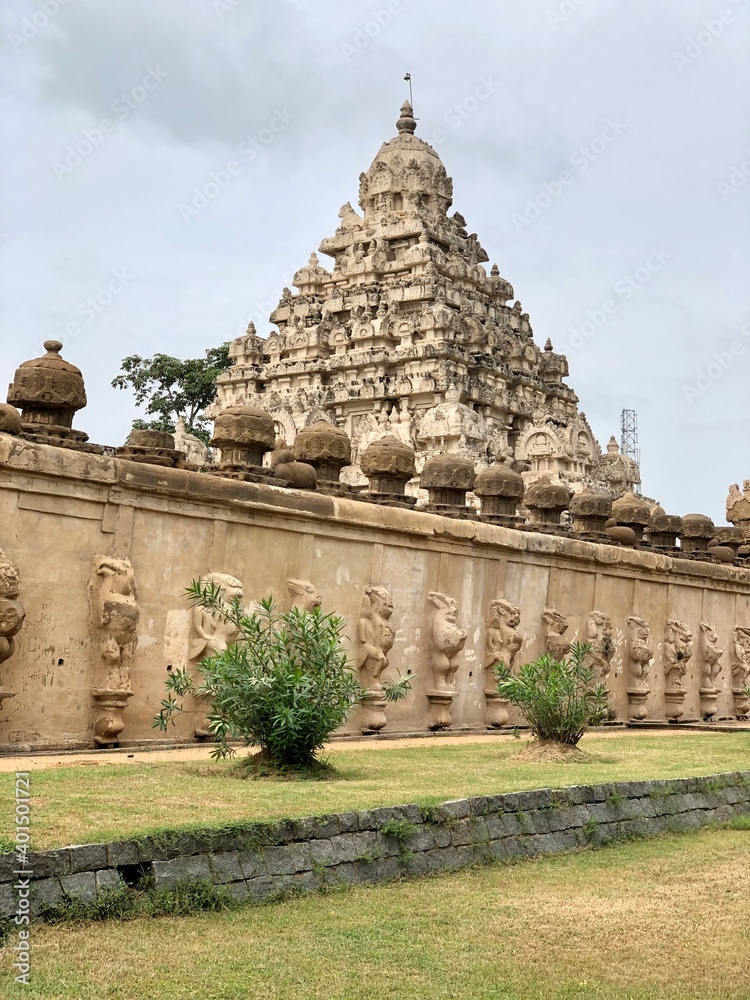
[1,432,750,749]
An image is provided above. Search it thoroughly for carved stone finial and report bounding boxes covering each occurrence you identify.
[7,340,88,444]
[525,477,572,527]
[611,492,650,542]
[396,100,417,135]
[421,454,475,509]
[361,435,416,497]
[287,578,322,613]
[89,555,139,746]
[293,420,351,484]
[475,463,524,521]
[680,513,715,556]
[570,490,612,535]
[647,505,683,550]
[211,405,276,473]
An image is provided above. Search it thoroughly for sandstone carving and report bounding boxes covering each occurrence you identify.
[421,454,475,508]
[269,441,318,489]
[360,435,416,498]
[680,514,715,556]
[293,420,351,485]
[210,405,276,473]
[484,599,522,728]
[731,627,750,719]
[475,463,524,521]
[7,340,88,445]
[584,611,615,691]
[212,102,633,497]
[647,506,682,550]
[697,622,723,719]
[663,619,693,720]
[189,572,244,738]
[356,586,396,733]
[426,591,467,729]
[524,477,572,527]
[173,416,209,467]
[287,578,322,613]
[118,429,181,468]
[626,616,653,720]
[541,607,570,660]
[0,548,25,713]
[611,492,650,543]
[0,404,22,436]
[89,555,139,746]
[570,491,612,535]
[725,483,750,540]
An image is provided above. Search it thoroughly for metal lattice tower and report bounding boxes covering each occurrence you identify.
[620,408,641,493]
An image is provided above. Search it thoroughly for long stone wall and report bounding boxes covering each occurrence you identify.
[2,770,748,920]
[2,433,750,749]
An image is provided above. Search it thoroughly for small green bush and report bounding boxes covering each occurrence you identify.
[154,585,409,771]
[495,642,609,747]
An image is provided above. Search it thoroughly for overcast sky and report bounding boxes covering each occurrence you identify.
[1,0,748,522]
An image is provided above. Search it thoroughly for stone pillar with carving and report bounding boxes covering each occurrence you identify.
[356,586,396,733]
[0,548,25,713]
[89,555,139,746]
[626,616,653,720]
[731,627,750,719]
[541,607,570,660]
[484,599,522,728]
[584,611,615,709]
[697,622,723,719]
[426,591,467,729]
[287,579,322,613]
[663,619,693,720]
[188,573,244,738]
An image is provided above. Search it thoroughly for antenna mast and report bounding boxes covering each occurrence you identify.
[404,72,413,106]
[620,408,641,494]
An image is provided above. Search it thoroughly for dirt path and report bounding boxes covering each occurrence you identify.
[0,725,736,772]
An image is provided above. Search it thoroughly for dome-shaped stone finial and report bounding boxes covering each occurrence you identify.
[544,338,553,352]
[361,435,416,499]
[396,100,417,135]
[569,490,612,535]
[680,513,715,556]
[475,462,524,522]
[7,340,88,445]
[490,263,500,277]
[421,454,475,509]
[611,491,650,542]
[210,405,276,474]
[524,476,573,528]
[293,420,352,485]
[647,505,683,550]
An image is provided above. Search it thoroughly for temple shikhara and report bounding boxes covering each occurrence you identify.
[213,102,639,496]
[0,97,748,770]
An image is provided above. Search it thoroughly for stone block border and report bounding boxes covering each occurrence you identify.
[2,771,748,921]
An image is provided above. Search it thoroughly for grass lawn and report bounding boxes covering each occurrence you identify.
[1,731,748,850]
[3,825,748,999]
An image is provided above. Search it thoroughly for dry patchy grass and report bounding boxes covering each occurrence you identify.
[0,731,747,850]
[3,827,748,999]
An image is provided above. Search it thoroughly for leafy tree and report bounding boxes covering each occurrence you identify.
[111,345,232,444]
[495,643,609,747]
[154,583,410,773]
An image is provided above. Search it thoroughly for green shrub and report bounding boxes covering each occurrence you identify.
[495,642,609,747]
[154,585,409,770]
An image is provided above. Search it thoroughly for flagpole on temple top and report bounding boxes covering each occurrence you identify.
[404,72,413,107]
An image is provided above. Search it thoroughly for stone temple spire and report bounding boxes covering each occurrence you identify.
[396,100,417,135]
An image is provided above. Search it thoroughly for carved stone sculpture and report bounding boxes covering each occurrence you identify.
[356,586,396,732]
[647,506,683,550]
[697,622,723,718]
[475,464,524,523]
[0,404,22,436]
[117,428,182,468]
[484,599,522,728]
[626,616,653,720]
[7,340,88,445]
[426,591,467,729]
[189,572,244,738]
[269,441,318,490]
[731,627,750,718]
[525,478,572,528]
[210,405,276,474]
[663,619,693,720]
[0,548,25,712]
[287,578,322,612]
[421,454,475,509]
[570,491,612,536]
[584,611,615,692]
[726,482,750,540]
[361,435,416,499]
[680,514,715,557]
[293,420,351,485]
[611,492,650,543]
[542,607,570,660]
[89,555,139,746]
